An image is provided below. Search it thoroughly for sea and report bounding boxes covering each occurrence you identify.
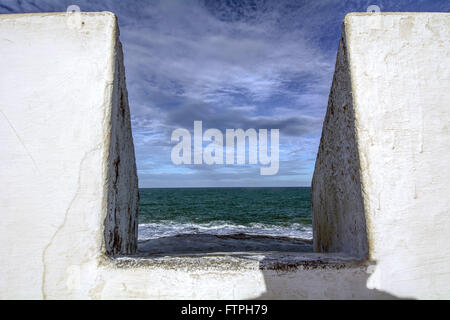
[137,187,313,255]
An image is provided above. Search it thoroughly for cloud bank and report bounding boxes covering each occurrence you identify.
[1,0,448,187]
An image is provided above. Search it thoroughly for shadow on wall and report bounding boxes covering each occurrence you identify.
[255,257,405,300]
[133,236,406,299]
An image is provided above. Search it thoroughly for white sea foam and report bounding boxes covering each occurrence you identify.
[138,221,313,241]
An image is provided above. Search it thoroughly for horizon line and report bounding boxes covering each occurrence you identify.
[138,186,311,189]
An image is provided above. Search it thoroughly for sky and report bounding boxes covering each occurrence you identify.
[1,0,448,187]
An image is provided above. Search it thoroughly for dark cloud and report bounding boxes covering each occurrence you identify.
[3,0,448,187]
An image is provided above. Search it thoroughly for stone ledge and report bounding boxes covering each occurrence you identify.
[108,252,365,272]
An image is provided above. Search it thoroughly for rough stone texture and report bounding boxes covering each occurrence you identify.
[96,254,396,300]
[104,35,139,256]
[312,13,450,299]
[311,25,368,259]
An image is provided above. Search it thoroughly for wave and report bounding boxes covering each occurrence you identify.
[138,220,313,241]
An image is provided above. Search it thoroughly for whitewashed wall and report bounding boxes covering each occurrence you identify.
[0,12,138,299]
[312,13,450,299]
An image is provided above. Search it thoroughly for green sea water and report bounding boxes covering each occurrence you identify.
[138,187,312,240]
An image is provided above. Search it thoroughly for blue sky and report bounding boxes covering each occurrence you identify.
[1,0,448,187]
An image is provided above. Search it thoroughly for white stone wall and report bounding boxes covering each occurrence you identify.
[0,12,138,299]
[311,25,368,259]
[104,32,139,257]
[312,13,450,299]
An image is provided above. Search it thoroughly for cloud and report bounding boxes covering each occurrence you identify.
[3,0,448,187]
[0,0,342,187]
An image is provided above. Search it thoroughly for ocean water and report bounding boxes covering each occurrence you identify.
[138,187,313,243]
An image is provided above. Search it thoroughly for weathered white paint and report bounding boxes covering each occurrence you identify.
[312,23,369,259]
[312,13,450,299]
[0,12,448,300]
[0,12,138,299]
